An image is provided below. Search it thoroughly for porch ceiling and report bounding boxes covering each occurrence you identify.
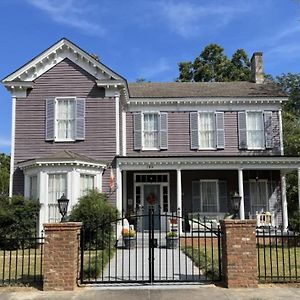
[117,156,300,171]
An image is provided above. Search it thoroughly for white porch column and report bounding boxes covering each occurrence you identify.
[298,168,300,213]
[122,170,127,212]
[281,172,288,230]
[238,169,245,220]
[177,169,182,234]
[116,165,122,214]
[122,110,127,156]
[115,94,120,155]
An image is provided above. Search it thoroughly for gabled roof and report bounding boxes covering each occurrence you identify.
[128,82,286,98]
[18,150,107,169]
[2,38,127,84]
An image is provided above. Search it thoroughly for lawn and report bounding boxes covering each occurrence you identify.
[0,248,43,286]
[257,245,300,282]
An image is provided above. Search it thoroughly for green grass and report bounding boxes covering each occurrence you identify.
[257,245,300,283]
[0,248,43,286]
[82,248,115,279]
[182,246,220,280]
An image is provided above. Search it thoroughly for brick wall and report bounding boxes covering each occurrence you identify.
[43,222,82,291]
[220,219,258,288]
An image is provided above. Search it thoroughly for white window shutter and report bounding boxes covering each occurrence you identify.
[190,112,199,150]
[45,98,55,141]
[75,98,85,140]
[238,111,247,149]
[159,112,168,150]
[215,112,225,149]
[264,111,273,149]
[133,113,142,150]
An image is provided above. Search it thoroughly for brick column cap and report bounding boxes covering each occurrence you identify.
[44,222,82,232]
[220,219,256,226]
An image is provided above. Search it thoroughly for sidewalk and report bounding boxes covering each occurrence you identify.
[0,284,299,300]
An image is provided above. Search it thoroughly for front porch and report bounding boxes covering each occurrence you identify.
[117,156,300,231]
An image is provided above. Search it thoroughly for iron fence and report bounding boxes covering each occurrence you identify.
[0,233,44,286]
[256,227,300,283]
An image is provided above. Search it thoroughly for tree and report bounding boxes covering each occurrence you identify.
[177,44,251,82]
[0,153,10,196]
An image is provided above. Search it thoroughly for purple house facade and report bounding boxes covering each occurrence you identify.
[2,38,300,233]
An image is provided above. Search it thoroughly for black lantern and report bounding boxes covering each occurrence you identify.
[231,191,241,219]
[57,194,69,222]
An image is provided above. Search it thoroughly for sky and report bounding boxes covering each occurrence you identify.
[0,0,300,154]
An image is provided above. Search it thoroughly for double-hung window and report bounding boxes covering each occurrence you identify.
[80,174,95,196]
[56,98,76,141]
[48,173,67,222]
[190,111,225,150]
[249,180,268,214]
[29,175,38,200]
[192,180,219,212]
[143,113,159,149]
[133,112,168,151]
[45,97,85,142]
[246,112,264,149]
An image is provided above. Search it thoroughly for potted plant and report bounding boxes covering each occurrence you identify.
[166,231,178,249]
[122,228,136,249]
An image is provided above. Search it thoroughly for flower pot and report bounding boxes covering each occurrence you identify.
[166,237,178,249]
[123,237,136,249]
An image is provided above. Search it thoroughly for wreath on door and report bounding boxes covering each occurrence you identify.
[147,193,156,205]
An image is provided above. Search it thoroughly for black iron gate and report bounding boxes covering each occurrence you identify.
[80,208,222,284]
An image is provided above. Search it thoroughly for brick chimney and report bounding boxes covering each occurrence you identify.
[251,52,264,84]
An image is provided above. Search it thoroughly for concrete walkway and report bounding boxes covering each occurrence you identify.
[1,285,300,300]
[102,233,201,282]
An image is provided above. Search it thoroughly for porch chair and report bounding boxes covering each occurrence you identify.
[256,212,274,228]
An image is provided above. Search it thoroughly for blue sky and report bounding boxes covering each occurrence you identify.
[0,0,300,154]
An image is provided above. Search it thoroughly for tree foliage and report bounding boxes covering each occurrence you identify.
[177,44,251,82]
[69,190,119,248]
[0,195,40,249]
[0,153,10,196]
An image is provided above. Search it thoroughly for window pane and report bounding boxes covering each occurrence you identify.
[199,112,215,148]
[29,176,38,200]
[56,99,75,140]
[143,113,159,149]
[201,181,218,212]
[80,174,95,196]
[247,112,264,148]
[48,173,67,223]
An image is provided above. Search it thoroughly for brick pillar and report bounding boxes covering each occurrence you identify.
[43,222,82,291]
[220,219,258,288]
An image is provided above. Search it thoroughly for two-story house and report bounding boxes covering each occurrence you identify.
[2,38,300,234]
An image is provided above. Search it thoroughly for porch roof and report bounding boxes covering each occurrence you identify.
[117,155,300,171]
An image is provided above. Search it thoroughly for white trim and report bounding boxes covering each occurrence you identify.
[118,156,300,171]
[133,173,169,213]
[115,94,120,155]
[116,165,122,214]
[238,169,245,219]
[177,169,182,234]
[2,39,123,83]
[281,172,288,230]
[122,110,127,156]
[9,96,16,197]
[278,109,284,155]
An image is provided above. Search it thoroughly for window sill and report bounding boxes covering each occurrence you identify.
[198,148,217,151]
[54,139,76,143]
[142,148,160,151]
[247,147,266,151]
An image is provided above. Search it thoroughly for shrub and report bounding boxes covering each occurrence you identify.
[0,195,40,249]
[69,190,119,248]
[166,231,178,238]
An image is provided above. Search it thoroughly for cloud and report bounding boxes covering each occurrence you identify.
[138,58,171,79]
[26,0,106,36]
[157,0,250,38]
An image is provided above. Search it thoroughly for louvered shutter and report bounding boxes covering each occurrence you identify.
[190,112,199,150]
[238,111,247,149]
[45,98,55,141]
[264,111,273,149]
[159,112,168,150]
[76,98,85,140]
[219,181,227,212]
[133,113,142,150]
[215,112,225,149]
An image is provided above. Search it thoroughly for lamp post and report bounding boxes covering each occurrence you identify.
[231,191,242,219]
[57,194,69,222]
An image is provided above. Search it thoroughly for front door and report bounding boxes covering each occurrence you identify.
[143,184,161,230]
